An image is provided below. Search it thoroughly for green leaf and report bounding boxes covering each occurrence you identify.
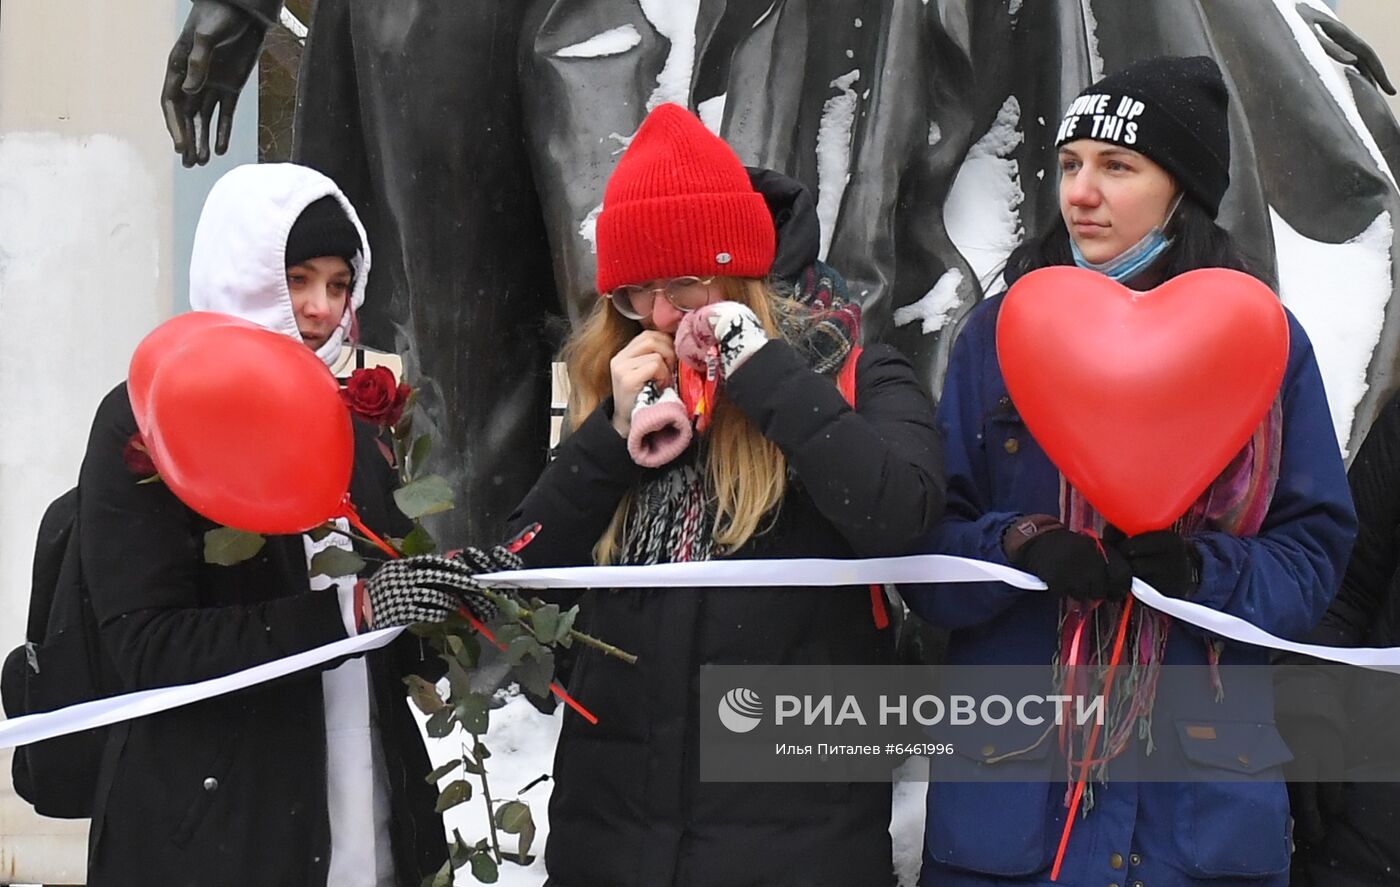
[203,528,266,566]
[308,546,366,578]
[512,648,555,699]
[408,622,447,643]
[409,433,434,478]
[495,596,522,622]
[454,692,491,735]
[394,474,455,520]
[554,606,580,645]
[424,858,453,887]
[494,800,532,835]
[445,657,475,702]
[401,523,438,556]
[434,779,473,813]
[506,632,537,665]
[306,524,337,543]
[425,758,462,785]
[445,633,467,659]
[469,853,498,883]
[448,829,473,867]
[405,674,447,716]
[396,390,419,434]
[445,632,479,670]
[530,604,561,644]
[516,817,537,865]
[460,750,485,775]
[493,624,525,647]
[136,473,163,485]
[425,706,456,738]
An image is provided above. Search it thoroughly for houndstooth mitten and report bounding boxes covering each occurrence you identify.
[628,380,692,467]
[363,551,507,630]
[675,302,769,379]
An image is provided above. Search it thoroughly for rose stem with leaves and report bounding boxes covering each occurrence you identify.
[473,736,503,865]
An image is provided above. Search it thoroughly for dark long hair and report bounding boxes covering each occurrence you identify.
[1003,196,1275,291]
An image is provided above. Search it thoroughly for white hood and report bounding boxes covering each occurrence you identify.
[189,163,371,367]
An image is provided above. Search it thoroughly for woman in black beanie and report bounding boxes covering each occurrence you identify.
[904,56,1356,887]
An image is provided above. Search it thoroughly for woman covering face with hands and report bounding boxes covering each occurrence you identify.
[497,104,946,887]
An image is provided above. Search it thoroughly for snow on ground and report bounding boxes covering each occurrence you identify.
[894,269,966,335]
[555,25,643,59]
[944,96,1025,290]
[892,774,930,887]
[417,690,562,885]
[1271,207,1394,452]
[816,70,862,261]
[416,693,928,886]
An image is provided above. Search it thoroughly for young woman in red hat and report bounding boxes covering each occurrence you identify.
[505,103,945,886]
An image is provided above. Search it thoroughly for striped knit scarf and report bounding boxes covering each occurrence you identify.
[618,261,860,566]
[1053,398,1284,810]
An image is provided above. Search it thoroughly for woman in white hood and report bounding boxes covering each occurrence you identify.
[78,164,450,886]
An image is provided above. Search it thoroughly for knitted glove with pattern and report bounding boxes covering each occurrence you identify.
[363,547,520,630]
[675,301,769,379]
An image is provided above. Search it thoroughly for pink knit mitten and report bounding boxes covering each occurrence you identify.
[627,381,692,467]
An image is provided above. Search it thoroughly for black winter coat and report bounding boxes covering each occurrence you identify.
[1287,390,1400,886]
[79,384,446,887]
[506,341,945,887]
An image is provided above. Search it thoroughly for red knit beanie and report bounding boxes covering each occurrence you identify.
[595,103,776,295]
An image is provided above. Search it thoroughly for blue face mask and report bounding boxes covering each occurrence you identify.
[1071,193,1183,284]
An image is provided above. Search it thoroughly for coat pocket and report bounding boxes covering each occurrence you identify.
[1173,720,1293,878]
[924,721,1057,876]
[169,731,238,848]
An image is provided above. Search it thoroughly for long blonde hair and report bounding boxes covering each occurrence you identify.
[562,278,801,563]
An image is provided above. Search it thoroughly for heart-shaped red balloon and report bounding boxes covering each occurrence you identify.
[143,323,354,534]
[128,311,260,434]
[997,267,1289,535]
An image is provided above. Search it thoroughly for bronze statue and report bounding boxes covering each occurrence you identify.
[165,1,1399,546]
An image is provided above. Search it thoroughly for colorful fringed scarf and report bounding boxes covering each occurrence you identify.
[618,261,860,566]
[1052,398,1284,811]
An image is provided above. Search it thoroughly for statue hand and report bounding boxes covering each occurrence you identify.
[1296,2,1396,95]
[163,0,267,167]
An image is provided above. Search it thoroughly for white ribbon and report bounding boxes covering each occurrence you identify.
[4,555,1398,751]
[0,628,403,750]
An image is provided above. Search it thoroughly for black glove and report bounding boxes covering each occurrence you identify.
[1107,529,1202,599]
[364,547,519,630]
[1005,517,1131,603]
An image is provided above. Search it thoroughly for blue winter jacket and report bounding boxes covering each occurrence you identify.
[904,293,1357,887]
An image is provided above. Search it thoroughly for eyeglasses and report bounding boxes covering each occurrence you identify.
[606,276,716,320]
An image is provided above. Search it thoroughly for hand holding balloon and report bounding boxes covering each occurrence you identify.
[997,267,1288,534]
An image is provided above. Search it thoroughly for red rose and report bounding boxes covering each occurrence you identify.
[341,366,411,428]
[123,432,158,477]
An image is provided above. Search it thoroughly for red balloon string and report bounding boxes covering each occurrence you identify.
[460,610,598,725]
[338,497,401,559]
[1051,593,1135,881]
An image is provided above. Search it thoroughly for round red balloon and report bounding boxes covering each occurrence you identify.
[128,312,260,433]
[997,267,1289,535]
[143,324,354,534]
